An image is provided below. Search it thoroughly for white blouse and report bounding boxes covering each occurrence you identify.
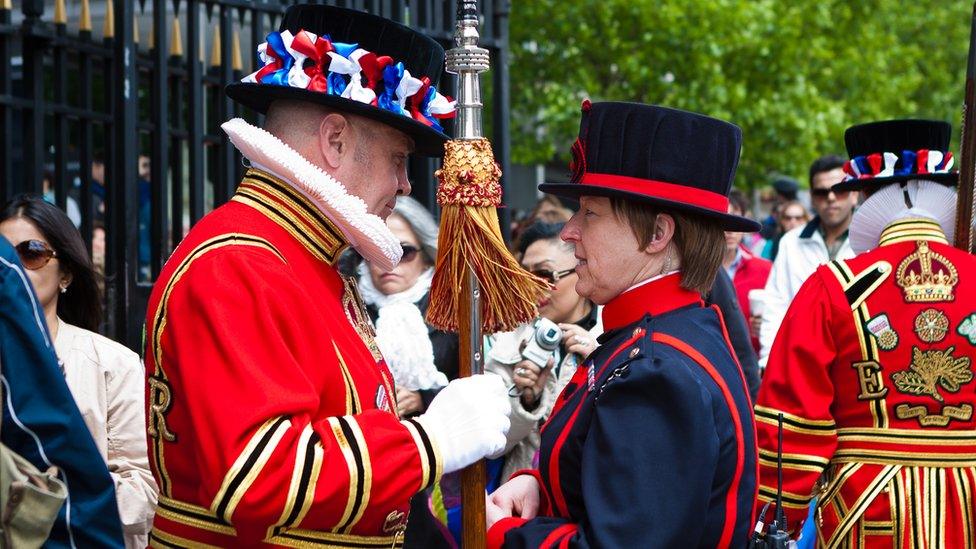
[54,318,158,549]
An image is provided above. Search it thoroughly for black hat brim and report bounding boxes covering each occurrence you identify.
[225,82,449,157]
[831,172,957,193]
[539,182,761,232]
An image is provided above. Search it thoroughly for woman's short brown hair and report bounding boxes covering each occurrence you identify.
[609,197,725,295]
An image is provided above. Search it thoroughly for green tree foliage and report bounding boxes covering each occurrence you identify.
[510,0,970,188]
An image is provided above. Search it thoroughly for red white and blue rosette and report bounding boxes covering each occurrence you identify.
[241,29,456,131]
[835,149,957,192]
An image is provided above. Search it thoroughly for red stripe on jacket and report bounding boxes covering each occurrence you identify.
[653,332,747,549]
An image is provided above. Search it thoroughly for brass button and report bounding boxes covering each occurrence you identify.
[632,327,643,338]
[629,347,639,359]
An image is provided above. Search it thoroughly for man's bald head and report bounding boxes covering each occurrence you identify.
[260,99,415,219]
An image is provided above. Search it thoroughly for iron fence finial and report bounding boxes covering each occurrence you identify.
[170,17,183,57]
[209,24,221,67]
[80,0,91,32]
[102,0,114,38]
[231,28,242,72]
[54,0,66,25]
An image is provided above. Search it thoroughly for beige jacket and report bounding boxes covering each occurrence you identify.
[485,314,603,482]
[54,318,158,549]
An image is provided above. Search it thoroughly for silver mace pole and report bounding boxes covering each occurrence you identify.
[445,1,490,377]
[445,2,491,547]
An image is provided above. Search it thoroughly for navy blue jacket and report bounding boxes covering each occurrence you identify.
[489,273,758,548]
[0,237,123,548]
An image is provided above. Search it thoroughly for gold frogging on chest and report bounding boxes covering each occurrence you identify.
[341,275,384,361]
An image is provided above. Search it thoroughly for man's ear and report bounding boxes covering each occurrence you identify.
[318,113,350,170]
[643,213,676,254]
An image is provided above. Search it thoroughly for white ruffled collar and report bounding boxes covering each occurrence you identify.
[222,118,402,271]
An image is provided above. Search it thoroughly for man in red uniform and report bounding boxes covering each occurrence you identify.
[755,119,976,547]
[143,5,510,547]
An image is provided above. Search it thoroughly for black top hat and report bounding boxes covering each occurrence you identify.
[540,101,760,232]
[226,5,453,156]
[832,119,957,193]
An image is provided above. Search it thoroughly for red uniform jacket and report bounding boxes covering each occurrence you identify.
[755,218,976,547]
[144,170,440,548]
[730,246,772,352]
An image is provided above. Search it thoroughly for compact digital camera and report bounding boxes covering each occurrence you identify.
[521,317,561,369]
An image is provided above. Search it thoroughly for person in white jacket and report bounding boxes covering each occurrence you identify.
[758,155,857,367]
[1,194,158,548]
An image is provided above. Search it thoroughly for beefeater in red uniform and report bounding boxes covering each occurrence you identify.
[143,6,510,547]
[755,119,976,547]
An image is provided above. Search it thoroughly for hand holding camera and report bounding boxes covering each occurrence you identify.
[513,318,560,408]
[559,322,597,360]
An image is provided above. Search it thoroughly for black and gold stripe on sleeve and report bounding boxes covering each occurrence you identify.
[403,418,442,492]
[754,405,837,436]
[211,416,292,522]
[758,448,831,474]
[757,485,815,509]
[327,416,373,533]
[266,424,325,539]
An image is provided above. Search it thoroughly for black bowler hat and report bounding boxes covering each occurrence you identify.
[832,119,957,193]
[226,5,454,156]
[540,101,760,232]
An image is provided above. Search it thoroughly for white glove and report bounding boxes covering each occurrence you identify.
[415,374,511,474]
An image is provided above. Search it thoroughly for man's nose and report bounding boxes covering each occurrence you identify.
[398,169,412,196]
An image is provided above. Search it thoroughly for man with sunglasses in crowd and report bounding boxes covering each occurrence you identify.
[758,154,857,367]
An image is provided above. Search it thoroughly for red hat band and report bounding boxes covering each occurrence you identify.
[579,172,730,213]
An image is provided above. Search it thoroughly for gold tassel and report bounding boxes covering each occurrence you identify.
[427,139,549,333]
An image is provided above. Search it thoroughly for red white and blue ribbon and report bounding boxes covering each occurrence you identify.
[242,29,456,131]
[842,149,955,182]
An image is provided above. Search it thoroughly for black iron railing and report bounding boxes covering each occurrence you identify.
[0,0,510,350]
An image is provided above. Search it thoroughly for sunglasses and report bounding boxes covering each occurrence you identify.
[529,268,576,284]
[811,188,850,199]
[400,243,421,262]
[15,239,57,270]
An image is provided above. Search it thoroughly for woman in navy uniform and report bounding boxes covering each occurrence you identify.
[486,101,760,548]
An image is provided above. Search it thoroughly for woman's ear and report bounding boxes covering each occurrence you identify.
[643,213,676,254]
[60,270,73,290]
[318,113,350,170]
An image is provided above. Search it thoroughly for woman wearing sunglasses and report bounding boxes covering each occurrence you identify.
[483,220,601,482]
[355,195,460,548]
[0,195,158,548]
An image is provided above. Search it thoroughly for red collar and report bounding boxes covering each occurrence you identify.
[601,273,703,332]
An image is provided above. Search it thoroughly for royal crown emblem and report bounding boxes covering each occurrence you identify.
[895,240,958,302]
